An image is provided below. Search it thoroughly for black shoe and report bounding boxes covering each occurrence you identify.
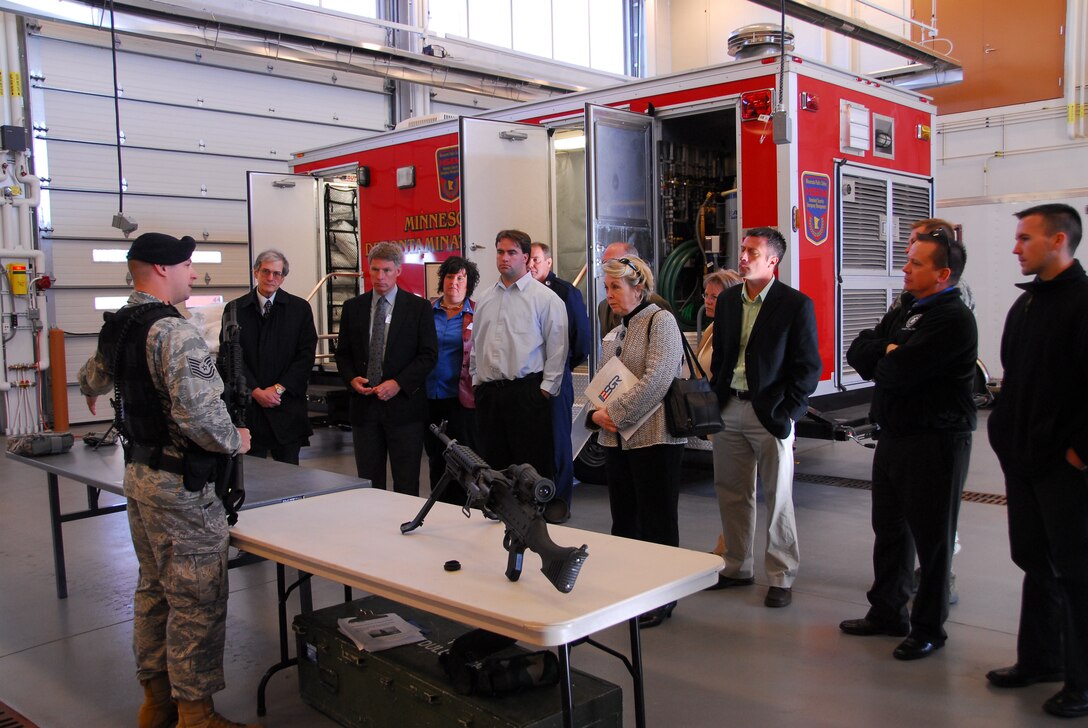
[893,637,942,661]
[1044,688,1088,718]
[637,601,677,629]
[839,618,910,637]
[764,586,792,608]
[986,664,1064,688]
[705,575,755,591]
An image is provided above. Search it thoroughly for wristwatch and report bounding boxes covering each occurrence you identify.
[273,384,285,396]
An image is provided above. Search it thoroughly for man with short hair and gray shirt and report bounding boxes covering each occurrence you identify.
[471,229,568,487]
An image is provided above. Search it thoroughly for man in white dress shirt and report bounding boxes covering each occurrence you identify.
[470,229,568,482]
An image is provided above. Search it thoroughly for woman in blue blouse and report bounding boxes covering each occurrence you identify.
[424,256,481,503]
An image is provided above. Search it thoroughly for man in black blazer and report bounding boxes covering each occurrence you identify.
[706,226,821,608]
[222,249,317,464]
[336,242,437,495]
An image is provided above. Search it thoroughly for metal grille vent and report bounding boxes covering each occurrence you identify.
[892,181,932,269]
[796,473,1007,506]
[842,175,889,270]
[840,289,890,379]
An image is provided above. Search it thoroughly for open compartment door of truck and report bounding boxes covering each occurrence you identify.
[585,104,655,374]
[459,118,552,293]
[246,171,323,328]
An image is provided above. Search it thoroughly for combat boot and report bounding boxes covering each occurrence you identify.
[138,674,176,728]
[176,698,258,728]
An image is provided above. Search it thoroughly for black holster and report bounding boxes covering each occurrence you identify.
[183,450,223,493]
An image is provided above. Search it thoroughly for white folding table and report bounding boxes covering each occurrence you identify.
[230,488,722,728]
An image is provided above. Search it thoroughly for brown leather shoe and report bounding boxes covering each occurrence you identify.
[1044,688,1088,718]
[839,617,910,637]
[986,664,1064,688]
[764,586,792,608]
[893,636,941,661]
[705,574,755,591]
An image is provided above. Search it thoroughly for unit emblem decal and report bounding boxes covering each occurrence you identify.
[436,145,460,202]
[801,171,831,246]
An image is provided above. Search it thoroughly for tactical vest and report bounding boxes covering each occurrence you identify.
[97,302,184,453]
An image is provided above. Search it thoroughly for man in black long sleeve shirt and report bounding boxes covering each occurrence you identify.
[840,226,976,661]
[985,203,1088,719]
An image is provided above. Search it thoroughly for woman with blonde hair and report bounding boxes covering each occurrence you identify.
[587,255,686,628]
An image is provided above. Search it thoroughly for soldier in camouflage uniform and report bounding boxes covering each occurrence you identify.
[78,232,254,728]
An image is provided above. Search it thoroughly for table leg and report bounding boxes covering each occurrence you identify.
[629,617,646,728]
[47,473,68,599]
[557,641,573,728]
[257,564,293,716]
[257,565,315,716]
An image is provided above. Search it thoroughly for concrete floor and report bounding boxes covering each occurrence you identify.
[0,412,1063,727]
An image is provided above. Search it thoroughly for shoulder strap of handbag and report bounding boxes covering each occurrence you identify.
[646,308,708,380]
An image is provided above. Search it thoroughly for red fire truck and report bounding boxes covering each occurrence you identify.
[254,51,940,442]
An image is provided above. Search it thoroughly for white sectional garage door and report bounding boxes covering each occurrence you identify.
[25,20,387,423]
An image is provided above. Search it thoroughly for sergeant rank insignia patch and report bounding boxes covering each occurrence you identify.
[188,355,217,380]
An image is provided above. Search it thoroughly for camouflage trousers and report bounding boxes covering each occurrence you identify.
[127,495,230,701]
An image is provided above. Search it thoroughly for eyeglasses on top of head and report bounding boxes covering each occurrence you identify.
[916,227,952,246]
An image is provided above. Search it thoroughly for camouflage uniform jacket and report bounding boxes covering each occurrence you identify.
[79,291,241,508]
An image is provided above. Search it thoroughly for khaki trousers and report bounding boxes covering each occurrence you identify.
[712,398,799,588]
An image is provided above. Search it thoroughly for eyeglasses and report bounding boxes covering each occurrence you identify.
[617,257,640,275]
[915,227,952,246]
[703,291,720,301]
[257,268,285,279]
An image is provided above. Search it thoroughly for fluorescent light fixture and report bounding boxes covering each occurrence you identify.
[554,135,586,151]
[95,296,129,310]
[92,249,129,262]
[92,250,222,263]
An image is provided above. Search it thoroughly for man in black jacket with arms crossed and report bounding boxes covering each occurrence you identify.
[840,226,976,661]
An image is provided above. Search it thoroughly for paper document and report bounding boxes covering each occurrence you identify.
[584,357,662,440]
[337,613,425,652]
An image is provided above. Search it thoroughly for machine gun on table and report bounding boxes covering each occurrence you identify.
[401,423,589,594]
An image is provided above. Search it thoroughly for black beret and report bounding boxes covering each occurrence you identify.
[127,232,196,265]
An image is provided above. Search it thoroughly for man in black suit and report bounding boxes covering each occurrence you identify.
[336,242,437,495]
[706,226,821,608]
[222,249,317,464]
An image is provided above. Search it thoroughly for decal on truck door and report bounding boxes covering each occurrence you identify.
[802,171,831,246]
[436,145,460,202]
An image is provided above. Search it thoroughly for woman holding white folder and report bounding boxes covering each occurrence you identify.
[586,256,685,628]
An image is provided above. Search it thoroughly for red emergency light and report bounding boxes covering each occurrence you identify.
[740,89,775,121]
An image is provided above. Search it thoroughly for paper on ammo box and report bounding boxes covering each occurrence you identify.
[337,613,425,652]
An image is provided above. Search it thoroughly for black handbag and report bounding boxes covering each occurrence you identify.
[658,314,724,438]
